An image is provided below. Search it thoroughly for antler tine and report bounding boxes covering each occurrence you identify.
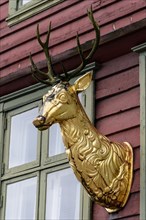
[65,6,100,81]
[36,22,56,83]
[60,32,85,81]
[32,72,52,85]
[76,32,85,63]
[29,53,53,85]
[86,6,100,60]
[60,62,68,79]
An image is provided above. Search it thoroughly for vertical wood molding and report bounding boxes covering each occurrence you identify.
[133,42,146,220]
[139,51,146,220]
[0,105,5,211]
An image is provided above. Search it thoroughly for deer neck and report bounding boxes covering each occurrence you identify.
[58,99,133,212]
[59,101,100,150]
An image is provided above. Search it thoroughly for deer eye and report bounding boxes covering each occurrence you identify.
[57,92,68,103]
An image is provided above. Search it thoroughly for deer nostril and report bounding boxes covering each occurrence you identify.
[33,115,46,127]
[37,115,46,122]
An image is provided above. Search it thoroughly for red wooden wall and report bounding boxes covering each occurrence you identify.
[0,0,146,219]
[0,0,146,91]
[93,52,140,219]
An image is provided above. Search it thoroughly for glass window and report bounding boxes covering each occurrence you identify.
[49,124,65,157]
[22,0,32,5]
[17,0,32,8]
[8,108,38,168]
[45,168,80,220]
[5,177,37,220]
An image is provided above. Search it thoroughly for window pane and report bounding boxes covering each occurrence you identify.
[22,0,32,4]
[5,177,37,220]
[48,124,65,157]
[17,0,32,10]
[45,168,81,220]
[9,108,38,168]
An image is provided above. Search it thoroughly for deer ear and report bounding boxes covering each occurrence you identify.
[73,72,92,92]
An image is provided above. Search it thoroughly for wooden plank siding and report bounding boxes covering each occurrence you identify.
[93,52,140,219]
[0,0,146,80]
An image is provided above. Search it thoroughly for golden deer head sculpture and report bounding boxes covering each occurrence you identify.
[30,8,133,213]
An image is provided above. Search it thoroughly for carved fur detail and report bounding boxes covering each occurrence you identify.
[33,72,133,212]
[60,99,132,211]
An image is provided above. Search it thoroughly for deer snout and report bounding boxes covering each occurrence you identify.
[33,115,46,127]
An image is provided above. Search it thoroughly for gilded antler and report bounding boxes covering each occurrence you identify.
[30,6,100,84]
